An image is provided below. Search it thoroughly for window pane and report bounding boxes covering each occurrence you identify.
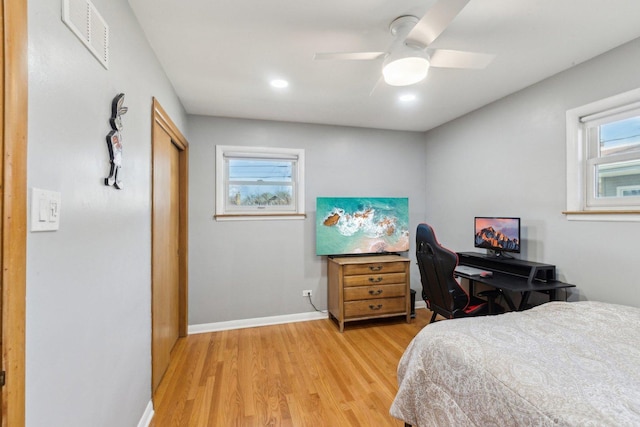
[228,158,292,182]
[228,183,294,207]
[595,159,640,198]
[599,116,640,157]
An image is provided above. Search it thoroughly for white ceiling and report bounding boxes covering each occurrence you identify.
[127,0,640,132]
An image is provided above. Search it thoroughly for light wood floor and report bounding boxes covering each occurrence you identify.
[150,309,431,426]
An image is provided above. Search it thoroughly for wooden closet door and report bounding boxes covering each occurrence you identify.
[151,121,181,393]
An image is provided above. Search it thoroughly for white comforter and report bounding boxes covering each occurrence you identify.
[390,301,640,426]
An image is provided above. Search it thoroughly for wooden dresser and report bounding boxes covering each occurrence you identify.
[327,255,411,332]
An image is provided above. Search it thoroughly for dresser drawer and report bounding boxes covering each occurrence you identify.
[344,297,406,318]
[343,261,406,276]
[343,272,406,287]
[343,283,406,301]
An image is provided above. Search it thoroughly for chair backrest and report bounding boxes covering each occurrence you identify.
[416,223,469,318]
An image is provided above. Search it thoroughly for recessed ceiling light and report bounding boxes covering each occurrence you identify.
[270,79,289,89]
[399,94,417,102]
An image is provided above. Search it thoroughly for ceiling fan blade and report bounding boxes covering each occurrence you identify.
[313,52,387,61]
[429,49,495,69]
[405,0,471,48]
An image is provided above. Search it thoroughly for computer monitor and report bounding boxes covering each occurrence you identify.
[474,217,520,257]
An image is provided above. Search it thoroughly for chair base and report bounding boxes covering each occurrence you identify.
[478,289,504,315]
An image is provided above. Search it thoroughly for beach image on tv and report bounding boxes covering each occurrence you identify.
[316,197,409,256]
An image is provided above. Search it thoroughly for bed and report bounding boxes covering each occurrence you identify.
[390,301,640,426]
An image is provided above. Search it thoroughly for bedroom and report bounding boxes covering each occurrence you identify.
[12,0,640,426]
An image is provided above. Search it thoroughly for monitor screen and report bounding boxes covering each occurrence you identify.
[474,217,521,254]
[316,197,410,256]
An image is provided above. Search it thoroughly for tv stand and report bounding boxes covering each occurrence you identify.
[327,255,410,332]
[457,252,555,284]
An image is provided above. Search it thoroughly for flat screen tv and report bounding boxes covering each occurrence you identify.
[316,197,410,256]
[474,217,521,257]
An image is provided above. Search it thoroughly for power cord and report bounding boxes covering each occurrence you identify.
[307,294,327,313]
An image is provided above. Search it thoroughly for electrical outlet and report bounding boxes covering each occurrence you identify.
[302,290,312,297]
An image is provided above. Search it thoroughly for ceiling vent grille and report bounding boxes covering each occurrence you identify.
[62,0,109,69]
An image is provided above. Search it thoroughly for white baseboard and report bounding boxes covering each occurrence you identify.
[188,310,329,334]
[189,301,427,335]
[137,400,154,427]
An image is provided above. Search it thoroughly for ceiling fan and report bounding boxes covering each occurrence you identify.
[313,0,494,87]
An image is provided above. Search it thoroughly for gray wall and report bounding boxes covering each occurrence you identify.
[187,116,427,325]
[423,37,640,308]
[24,0,640,424]
[27,0,186,426]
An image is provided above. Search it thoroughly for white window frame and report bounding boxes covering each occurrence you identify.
[565,88,640,222]
[215,145,306,221]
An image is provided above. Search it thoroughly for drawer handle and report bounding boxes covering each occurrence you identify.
[369,304,383,311]
[369,265,383,272]
[369,289,383,295]
[368,276,383,283]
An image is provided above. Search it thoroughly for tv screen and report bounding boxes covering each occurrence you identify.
[474,217,521,254]
[316,197,410,256]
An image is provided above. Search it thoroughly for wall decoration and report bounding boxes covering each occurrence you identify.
[105,93,127,189]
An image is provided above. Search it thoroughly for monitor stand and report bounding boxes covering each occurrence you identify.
[457,252,556,284]
[487,250,515,259]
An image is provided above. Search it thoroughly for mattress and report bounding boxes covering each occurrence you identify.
[390,301,640,426]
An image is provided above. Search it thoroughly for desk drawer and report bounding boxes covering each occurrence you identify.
[344,284,406,301]
[343,272,406,287]
[343,261,406,276]
[344,297,406,318]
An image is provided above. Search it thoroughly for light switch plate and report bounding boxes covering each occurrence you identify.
[31,188,62,232]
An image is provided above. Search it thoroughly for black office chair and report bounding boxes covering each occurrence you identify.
[416,223,501,324]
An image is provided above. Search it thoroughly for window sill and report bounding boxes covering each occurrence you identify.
[214,213,307,221]
[563,210,640,222]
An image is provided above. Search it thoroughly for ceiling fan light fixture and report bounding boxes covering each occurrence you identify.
[382,55,430,86]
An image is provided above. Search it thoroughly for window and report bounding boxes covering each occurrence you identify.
[585,111,640,207]
[215,145,305,220]
[566,88,640,221]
